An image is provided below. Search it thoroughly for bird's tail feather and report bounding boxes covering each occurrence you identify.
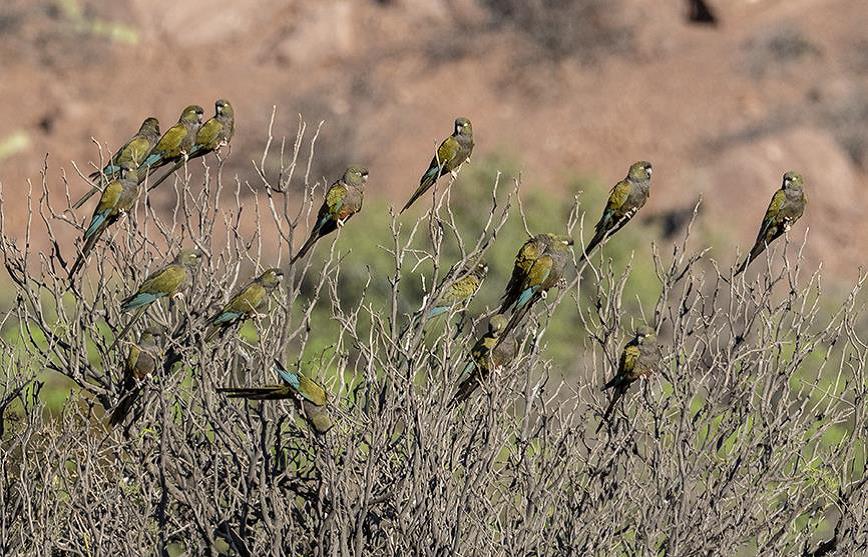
[108,307,146,353]
[217,386,288,400]
[291,230,320,264]
[595,386,626,434]
[73,184,102,210]
[68,234,99,280]
[147,160,184,193]
[108,388,141,426]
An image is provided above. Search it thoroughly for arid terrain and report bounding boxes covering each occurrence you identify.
[0,0,866,277]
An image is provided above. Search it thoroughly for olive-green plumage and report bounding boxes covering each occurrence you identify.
[401,117,474,214]
[736,171,807,275]
[110,249,203,351]
[581,161,652,262]
[206,267,284,341]
[291,166,367,263]
[427,262,488,318]
[108,326,163,426]
[146,100,236,193]
[140,105,204,171]
[500,233,573,315]
[452,315,519,404]
[597,326,659,432]
[218,360,332,433]
[69,166,142,279]
[75,117,160,209]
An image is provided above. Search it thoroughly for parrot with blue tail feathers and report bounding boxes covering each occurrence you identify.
[401,117,474,214]
[218,360,332,433]
[205,267,284,342]
[139,105,204,171]
[109,248,203,352]
[426,261,488,318]
[69,165,142,279]
[74,118,160,209]
[291,166,367,264]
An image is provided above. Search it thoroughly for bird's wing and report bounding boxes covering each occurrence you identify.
[194,118,222,152]
[324,183,349,220]
[756,189,786,243]
[605,179,633,214]
[436,135,460,167]
[154,124,188,156]
[122,136,153,167]
[138,264,185,295]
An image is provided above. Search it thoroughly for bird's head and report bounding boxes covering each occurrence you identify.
[782,171,804,191]
[344,165,369,187]
[120,164,141,182]
[634,325,656,344]
[471,261,489,279]
[628,161,653,182]
[259,267,285,287]
[175,248,204,266]
[544,233,575,248]
[140,117,160,135]
[142,324,167,343]
[215,99,233,118]
[180,105,206,124]
[489,314,509,334]
[454,117,472,136]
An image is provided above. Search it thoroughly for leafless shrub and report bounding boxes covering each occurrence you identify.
[1,114,866,555]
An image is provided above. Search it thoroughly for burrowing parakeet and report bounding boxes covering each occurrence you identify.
[110,248,203,351]
[597,326,660,432]
[75,117,160,209]
[146,99,236,193]
[139,105,204,171]
[499,233,574,315]
[451,314,519,405]
[580,161,653,262]
[735,171,807,275]
[291,166,367,263]
[427,261,488,318]
[401,117,474,214]
[218,360,332,434]
[205,267,284,341]
[69,165,142,279]
[108,325,164,426]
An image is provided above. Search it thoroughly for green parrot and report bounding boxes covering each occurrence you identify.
[597,326,659,432]
[74,117,160,209]
[580,161,653,262]
[427,261,488,318]
[109,248,203,351]
[108,325,164,426]
[69,165,142,279]
[205,267,284,342]
[451,314,519,404]
[735,171,807,275]
[146,99,236,193]
[291,166,367,264]
[499,233,574,315]
[400,117,474,214]
[139,105,205,171]
[218,360,332,434]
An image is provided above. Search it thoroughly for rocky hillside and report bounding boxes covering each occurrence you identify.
[0,0,865,276]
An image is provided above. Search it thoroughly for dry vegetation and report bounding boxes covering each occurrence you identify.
[0,120,866,555]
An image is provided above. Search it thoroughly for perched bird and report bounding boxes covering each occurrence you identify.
[401,117,474,214]
[580,161,653,262]
[735,171,807,275]
[291,166,367,264]
[139,105,205,171]
[69,166,142,279]
[500,233,574,315]
[218,360,332,433]
[427,261,488,318]
[109,248,203,351]
[451,314,519,405]
[597,326,659,432]
[74,117,160,209]
[205,267,284,342]
[146,99,235,193]
[108,325,164,426]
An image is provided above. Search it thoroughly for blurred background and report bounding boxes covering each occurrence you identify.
[1,0,867,385]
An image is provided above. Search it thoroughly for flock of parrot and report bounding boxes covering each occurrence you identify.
[69,104,807,433]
